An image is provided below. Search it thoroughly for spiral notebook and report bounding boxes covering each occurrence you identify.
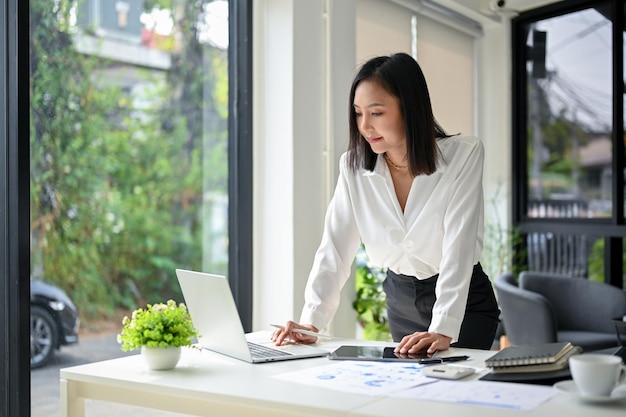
[485,342,576,368]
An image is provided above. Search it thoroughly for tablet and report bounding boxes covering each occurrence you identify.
[328,345,430,362]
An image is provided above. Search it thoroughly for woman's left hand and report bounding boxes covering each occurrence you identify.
[394,331,452,355]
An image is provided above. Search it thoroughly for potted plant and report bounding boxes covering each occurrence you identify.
[117,299,199,370]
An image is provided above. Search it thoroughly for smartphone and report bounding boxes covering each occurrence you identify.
[328,345,430,362]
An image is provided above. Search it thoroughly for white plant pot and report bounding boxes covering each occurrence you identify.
[141,346,182,370]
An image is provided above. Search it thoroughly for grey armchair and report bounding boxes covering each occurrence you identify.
[494,271,626,352]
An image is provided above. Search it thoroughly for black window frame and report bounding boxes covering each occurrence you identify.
[2,0,31,415]
[228,0,253,332]
[0,1,254,415]
[512,0,625,287]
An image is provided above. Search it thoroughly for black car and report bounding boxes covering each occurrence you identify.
[30,277,80,368]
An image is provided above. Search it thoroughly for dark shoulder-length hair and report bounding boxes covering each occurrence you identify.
[347,52,448,177]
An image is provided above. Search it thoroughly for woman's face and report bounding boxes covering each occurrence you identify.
[353,79,406,156]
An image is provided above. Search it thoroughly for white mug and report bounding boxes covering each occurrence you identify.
[569,354,626,397]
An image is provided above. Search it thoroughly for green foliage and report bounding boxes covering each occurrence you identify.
[29,0,229,320]
[118,300,199,351]
[588,238,605,283]
[353,248,392,341]
[588,238,626,286]
[30,0,123,317]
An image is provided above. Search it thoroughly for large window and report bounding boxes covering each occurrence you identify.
[513,0,624,286]
[2,0,251,415]
[30,0,231,319]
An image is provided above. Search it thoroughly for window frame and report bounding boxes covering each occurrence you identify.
[2,0,31,415]
[228,0,253,331]
[511,0,625,286]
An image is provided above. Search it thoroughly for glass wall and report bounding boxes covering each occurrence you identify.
[30,0,229,415]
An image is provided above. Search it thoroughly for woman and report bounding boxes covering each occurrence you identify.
[272,52,500,355]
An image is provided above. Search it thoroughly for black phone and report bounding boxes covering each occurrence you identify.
[328,345,430,362]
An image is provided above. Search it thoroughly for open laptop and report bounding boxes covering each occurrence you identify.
[175,269,328,363]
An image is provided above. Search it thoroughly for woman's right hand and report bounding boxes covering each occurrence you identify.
[271,320,319,346]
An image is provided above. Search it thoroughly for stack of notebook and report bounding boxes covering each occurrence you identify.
[485,341,582,374]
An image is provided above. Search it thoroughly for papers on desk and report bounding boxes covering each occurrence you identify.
[274,360,435,395]
[391,380,557,411]
[274,361,556,411]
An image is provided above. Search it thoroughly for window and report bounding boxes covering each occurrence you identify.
[512,0,625,285]
[2,0,252,415]
[524,7,612,219]
[31,0,232,321]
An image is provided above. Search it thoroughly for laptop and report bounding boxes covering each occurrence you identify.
[175,269,329,363]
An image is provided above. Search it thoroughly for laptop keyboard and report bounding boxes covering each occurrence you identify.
[248,342,293,359]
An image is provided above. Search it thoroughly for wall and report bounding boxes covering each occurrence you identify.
[415,16,475,136]
[253,0,357,336]
[355,0,412,62]
[477,17,514,279]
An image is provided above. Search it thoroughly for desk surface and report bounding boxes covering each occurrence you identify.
[60,333,626,417]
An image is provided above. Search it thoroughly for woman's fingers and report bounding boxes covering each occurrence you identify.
[394,332,451,354]
[271,321,319,345]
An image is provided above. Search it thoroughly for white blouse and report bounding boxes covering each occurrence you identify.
[299,135,485,342]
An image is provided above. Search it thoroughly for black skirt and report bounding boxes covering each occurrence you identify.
[382,263,500,349]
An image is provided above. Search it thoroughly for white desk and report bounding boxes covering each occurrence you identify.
[60,335,626,417]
